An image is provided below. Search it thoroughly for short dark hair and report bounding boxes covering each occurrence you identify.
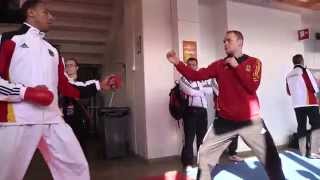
[66,58,79,66]
[187,57,198,64]
[292,54,304,65]
[21,0,44,22]
[227,30,244,42]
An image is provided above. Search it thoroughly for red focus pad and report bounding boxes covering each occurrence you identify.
[108,75,122,89]
[24,87,54,106]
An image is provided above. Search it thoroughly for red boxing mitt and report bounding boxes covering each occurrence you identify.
[24,86,54,106]
[108,75,122,90]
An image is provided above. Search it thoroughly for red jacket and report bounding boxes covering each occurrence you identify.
[176,55,262,122]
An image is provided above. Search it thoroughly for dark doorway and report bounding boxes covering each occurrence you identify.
[0,0,23,23]
[77,63,104,136]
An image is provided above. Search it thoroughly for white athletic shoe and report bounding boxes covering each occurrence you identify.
[306,153,320,159]
[185,166,199,180]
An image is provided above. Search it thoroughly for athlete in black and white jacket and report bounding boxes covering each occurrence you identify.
[179,57,216,169]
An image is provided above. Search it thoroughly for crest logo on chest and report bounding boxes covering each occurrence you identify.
[20,43,29,48]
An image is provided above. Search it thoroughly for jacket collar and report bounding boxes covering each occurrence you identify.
[235,54,249,64]
[23,23,46,39]
[294,64,305,70]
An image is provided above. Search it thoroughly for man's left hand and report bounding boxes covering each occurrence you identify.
[225,57,239,68]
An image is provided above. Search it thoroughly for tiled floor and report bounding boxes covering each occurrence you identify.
[25,152,184,180]
[23,138,263,180]
[24,139,184,180]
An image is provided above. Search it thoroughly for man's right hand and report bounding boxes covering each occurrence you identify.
[99,74,122,91]
[24,86,54,106]
[166,50,180,65]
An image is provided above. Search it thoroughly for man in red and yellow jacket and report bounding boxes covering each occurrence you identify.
[167,31,285,180]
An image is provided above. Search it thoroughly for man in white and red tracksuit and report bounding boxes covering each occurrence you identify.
[178,57,214,170]
[286,54,320,159]
[0,1,121,180]
[167,30,285,180]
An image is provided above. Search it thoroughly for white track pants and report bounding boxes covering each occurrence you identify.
[0,119,89,180]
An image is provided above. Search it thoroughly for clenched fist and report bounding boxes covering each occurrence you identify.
[24,85,54,106]
[100,74,122,91]
[166,50,180,65]
[225,56,239,68]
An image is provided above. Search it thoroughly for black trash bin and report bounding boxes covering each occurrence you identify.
[99,107,130,159]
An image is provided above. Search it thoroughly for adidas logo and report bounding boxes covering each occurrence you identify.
[48,49,54,57]
[21,43,29,48]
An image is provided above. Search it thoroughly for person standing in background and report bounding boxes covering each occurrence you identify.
[61,57,91,155]
[286,54,320,159]
[179,57,214,173]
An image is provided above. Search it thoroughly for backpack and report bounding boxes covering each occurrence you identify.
[288,133,299,150]
[169,81,188,126]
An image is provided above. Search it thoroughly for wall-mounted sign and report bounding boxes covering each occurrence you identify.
[183,41,197,62]
[298,29,309,41]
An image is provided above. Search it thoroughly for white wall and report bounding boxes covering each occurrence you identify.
[110,0,148,157]
[142,0,182,159]
[198,0,228,65]
[226,1,304,148]
[302,12,320,68]
[171,0,201,81]
[175,0,200,61]
[199,1,217,66]
[125,0,148,157]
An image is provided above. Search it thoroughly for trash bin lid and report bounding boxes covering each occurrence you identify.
[99,107,129,117]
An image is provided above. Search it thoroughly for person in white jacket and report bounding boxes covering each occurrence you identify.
[286,54,320,159]
[179,57,215,170]
[0,1,120,180]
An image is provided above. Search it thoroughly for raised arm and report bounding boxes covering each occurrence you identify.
[58,56,121,99]
[166,50,218,81]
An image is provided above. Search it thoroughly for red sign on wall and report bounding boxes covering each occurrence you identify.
[183,41,197,63]
[298,29,309,40]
